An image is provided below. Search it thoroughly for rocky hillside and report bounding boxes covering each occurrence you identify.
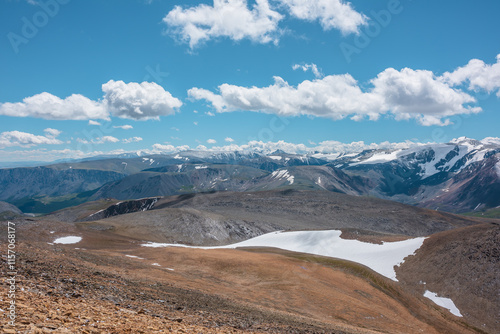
[89,164,372,201]
[397,222,500,333]
[75,190,480,246]
[81,197,161,221]
[341,137,500,212]
[0,166,125,201]
[0,201,22,220]
[89,137,500,214]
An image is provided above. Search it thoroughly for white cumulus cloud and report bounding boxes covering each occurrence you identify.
[152,143,190,153]
[122,137,143,143]
[152,143,176,152]
[189,64,484,126]
[92,136,120,144]
[43,128,62,139]
[371,68,480,126]
[0,129,63,148]
[102,80,182,120]
[0,92,108,120]
[0,81,182,121]
[189,75,383,120]
[225,137,235,142]
[163,0,283,49]
[185,139,427,156]
[442,54,500,97]
[113,124,134,130]
[207,139,217,144]
[292,63,323,78]
[162,0,367,48]
[279,0,367,35]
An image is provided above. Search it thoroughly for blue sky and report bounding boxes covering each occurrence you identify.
[1,0,499,162]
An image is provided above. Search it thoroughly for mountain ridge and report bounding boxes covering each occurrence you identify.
[1,137,499,215]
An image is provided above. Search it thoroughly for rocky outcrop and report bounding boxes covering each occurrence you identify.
[397,223,500,333]
[81,197,161,221]
[0,201,22,220]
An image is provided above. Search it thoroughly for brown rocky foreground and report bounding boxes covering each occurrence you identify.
[0,219,489,333]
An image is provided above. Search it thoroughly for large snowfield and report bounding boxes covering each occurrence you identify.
[142,230,426,281]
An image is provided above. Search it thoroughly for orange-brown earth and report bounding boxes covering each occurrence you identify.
[1,219,484,333]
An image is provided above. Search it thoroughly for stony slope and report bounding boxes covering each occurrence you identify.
[75,190,480,246]
[397,222,500,333]
[0,201,22,220]
[0,219,481,334]
[0,166,125,201]
[342,137,500,212]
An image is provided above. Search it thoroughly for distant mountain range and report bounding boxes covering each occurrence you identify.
[1,137,499,215]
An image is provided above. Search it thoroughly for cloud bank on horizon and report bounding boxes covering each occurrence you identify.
[2,134,500,164]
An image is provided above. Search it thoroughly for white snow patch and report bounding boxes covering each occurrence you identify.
[173,154,182,159]
[311,153,341,161]
[125,255,144,260]
[424,290,462,317]
[481,137,500,146]
[268,155,282,160]
[142,230,425,281]
[195,165,208,169]
[53,236,82,244]
[418,145,456,178]
[451,137,483,150]
[166,268,175,271]
[463,149,488,169]
[401,143,475,179]
[152,263,161,266]
[271,169,294,184]
[89,208,106,218]
[50,231,55,234]
[495,160,500,178]
[351,150,402,165]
